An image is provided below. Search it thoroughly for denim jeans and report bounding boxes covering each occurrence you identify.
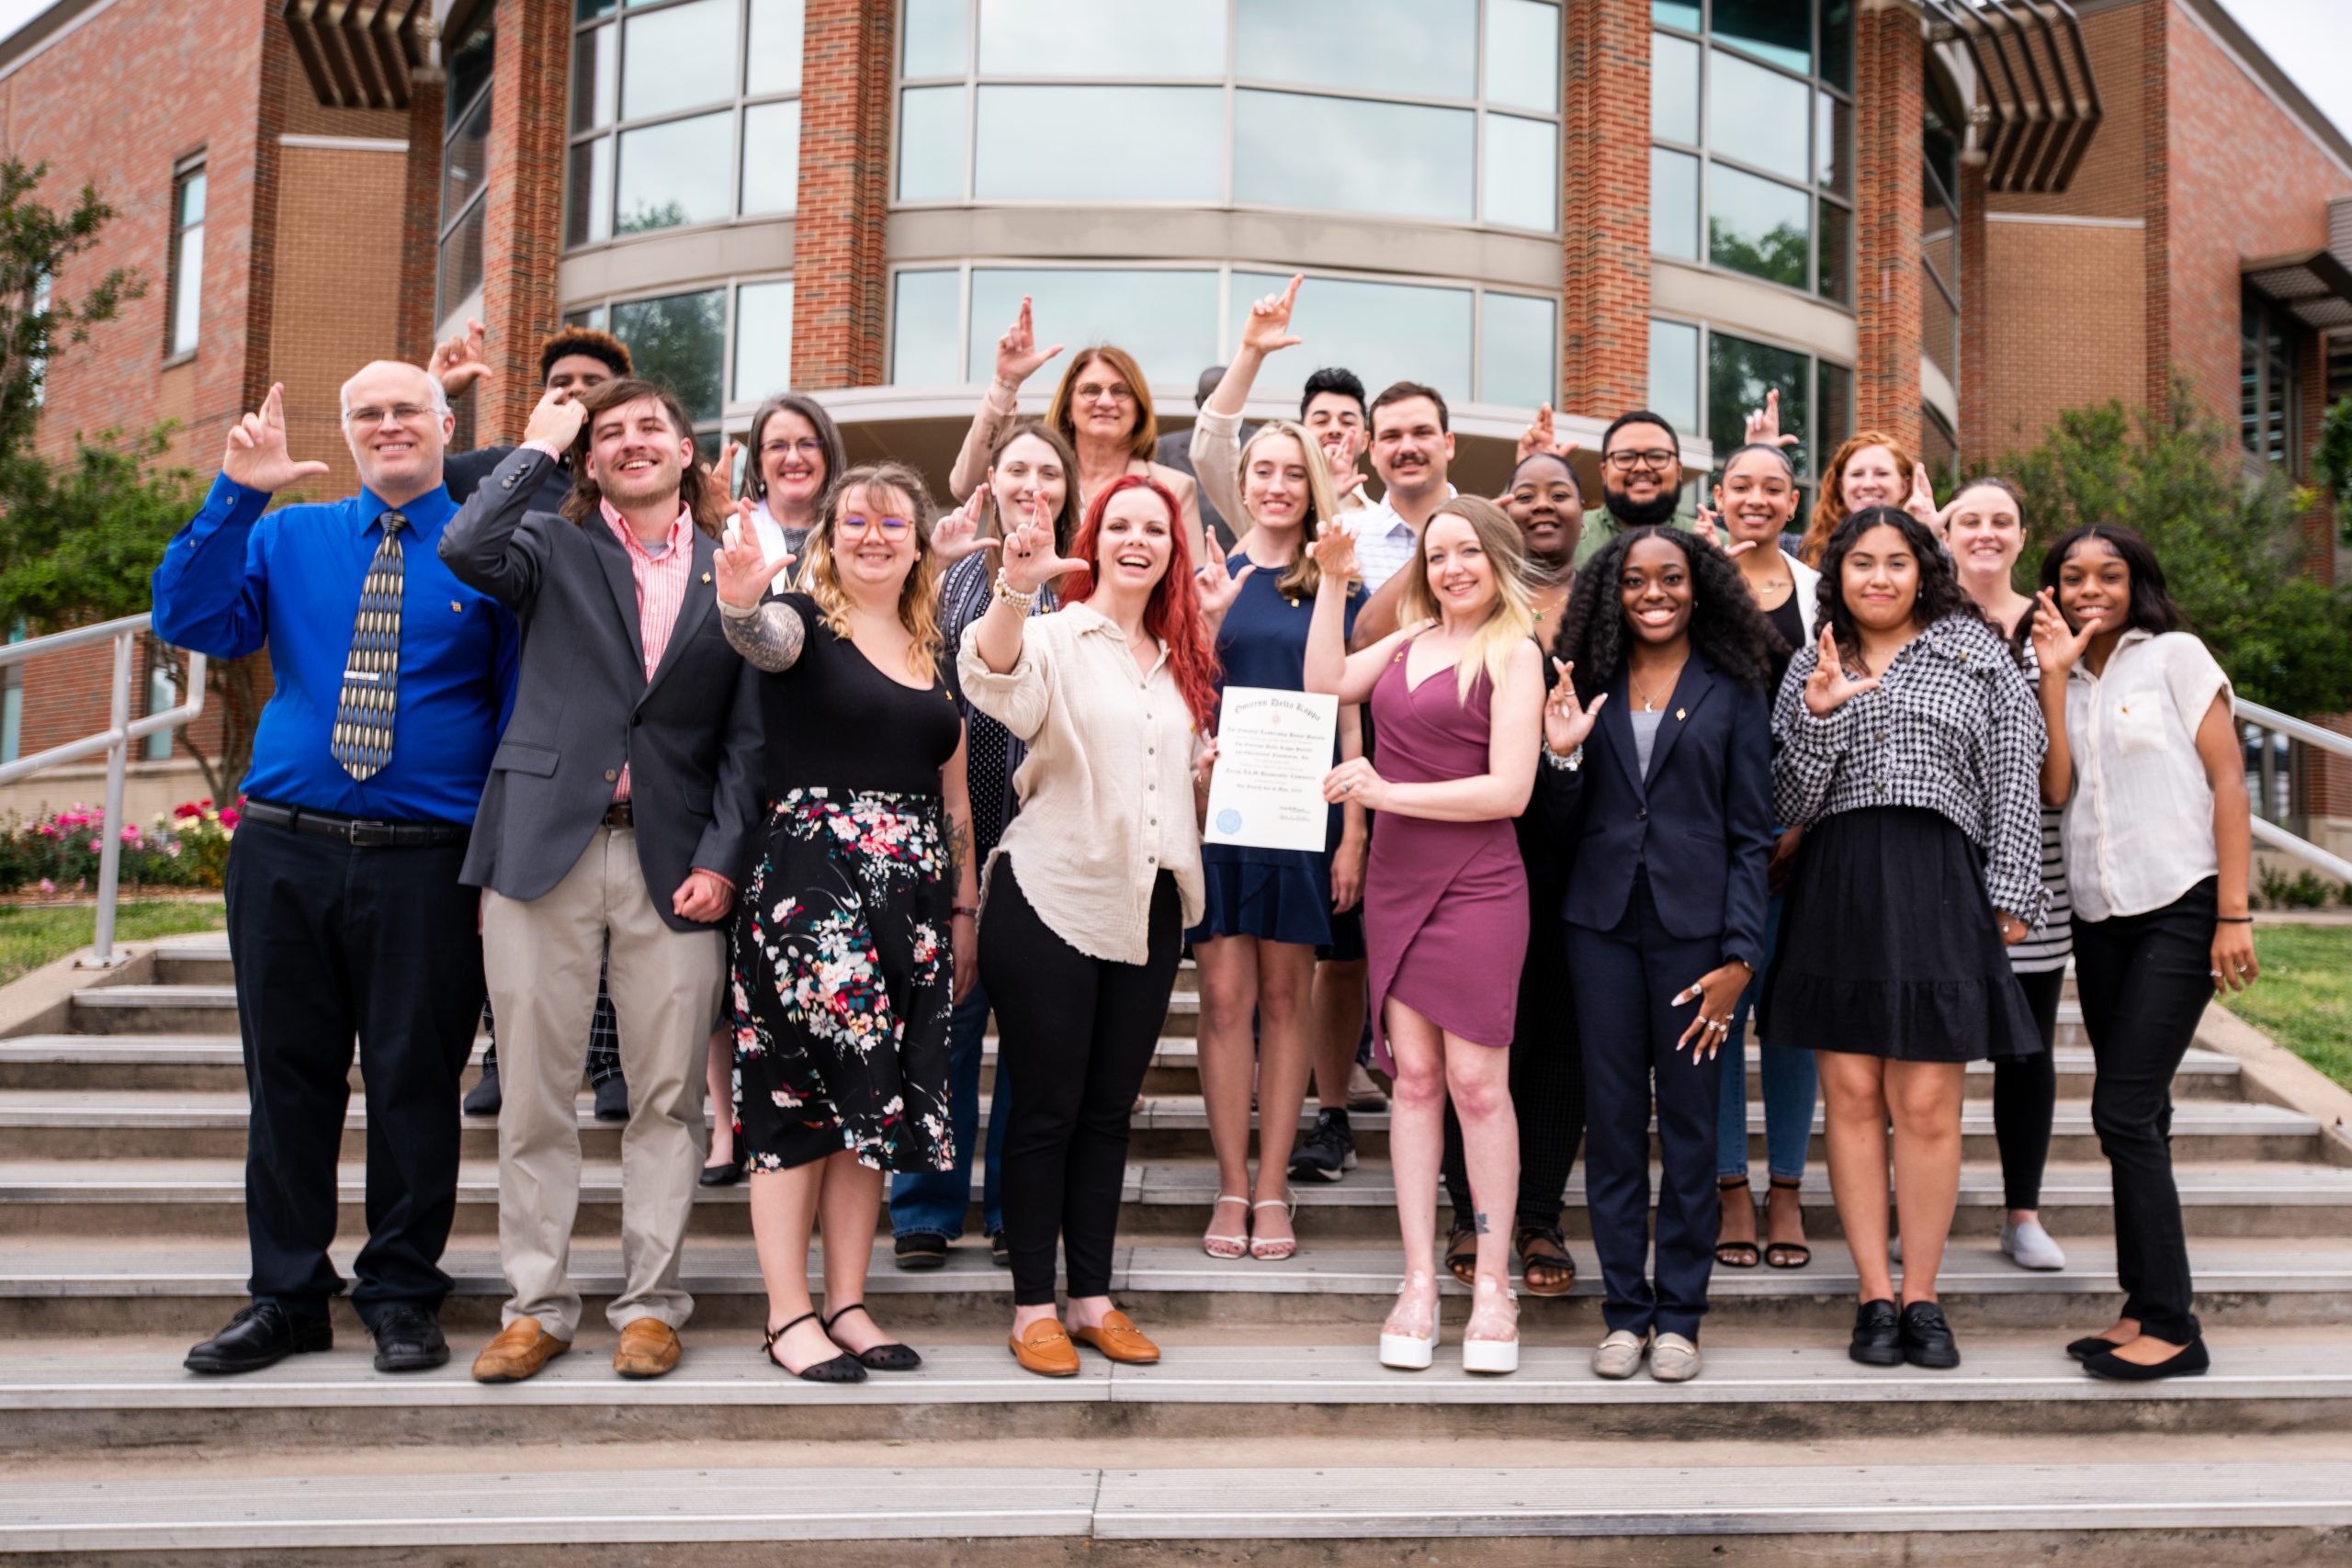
[888,982,1008,1240]
[1714,895,1817,1181]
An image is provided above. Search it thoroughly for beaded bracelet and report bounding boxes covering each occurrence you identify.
[994,568,1040,613]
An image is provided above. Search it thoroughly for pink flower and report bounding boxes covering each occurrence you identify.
[120,825,141,842]
[219,808,240,829]
[87,838,101,853]
[37,878,53,894]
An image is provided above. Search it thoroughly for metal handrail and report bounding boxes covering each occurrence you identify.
[0,614,208,967]
[2237,698,2352,888]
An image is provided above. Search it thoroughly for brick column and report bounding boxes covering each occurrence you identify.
[397,75,447,367]
[1955,158,1989,465]
[478,0,570,441]
[1558,0,1650,419]
[242,23,293,415]
[1851,0,1922,452]
[2139,0,2172,413]
[794,0,896,389]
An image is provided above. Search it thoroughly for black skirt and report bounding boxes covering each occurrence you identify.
[1760,807,2042,1064]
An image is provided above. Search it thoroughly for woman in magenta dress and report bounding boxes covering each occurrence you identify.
[1305,496,1544,1375]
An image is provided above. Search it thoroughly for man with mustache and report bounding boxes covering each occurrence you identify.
[1597,411,1689,531]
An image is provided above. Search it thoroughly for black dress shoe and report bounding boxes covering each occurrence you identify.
[699,1156,743,1188]
[594,1077,630,1122]
[2085,1337,2209,1382]
[2066,1334,2128,1362]
[1849,1299,1903,1366]
[185,1303,332,1375]
[1900,1302,1961,1369]
[369,1305,449,1373]
[894,1232,948,1270]
[989,1230,1010,1268]
[462,1062,502,1117]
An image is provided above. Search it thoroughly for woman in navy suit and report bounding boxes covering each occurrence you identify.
[1539,526,1779,1384]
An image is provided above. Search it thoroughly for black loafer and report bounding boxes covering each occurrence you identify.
[369,1304,449,1373]
[593,1077,630,1122]
[462,1062,502,1117]
[894,1232,948,1270]
[1849,1299,1903,1367]
[185,1302,332,1375]
[2085,1338,2209,1382]
[1900,1301,1961,1369]
[699,1157,743,1188]
[2066,1334,2128,1362]
[989,1230,1010,1268]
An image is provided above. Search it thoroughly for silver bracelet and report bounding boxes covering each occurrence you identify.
[994,568,1040,613]
[1543,742,1583,772]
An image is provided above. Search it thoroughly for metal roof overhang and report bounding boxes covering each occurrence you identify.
[283,0,436,111]
[2244,249,2352,333]
[1922,0,2104,194]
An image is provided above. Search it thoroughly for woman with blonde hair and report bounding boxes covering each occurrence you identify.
[1305,496,1544,1374]
[947,296,1205,558]
[713,460,979,1383]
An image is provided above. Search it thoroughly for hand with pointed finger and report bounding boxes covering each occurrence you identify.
[1193,547,1257,624]
[221,383,331,494]
[428,317,492,399]
[1804,626,1882,716]
[2030,587,2098,682]
[994,295,1063,391]
[1320,423,1365,489]
[932,482,1003,562]
[716,505,791,608]
[1542,658,1607,756]
[1743,388,1799,451]
[1001,493,1082,596]
[705,438,742,500]
[522,383,588,449]
[1903,463,1939,525]
[1240,275,1305,357]
[1516,402,1556,465]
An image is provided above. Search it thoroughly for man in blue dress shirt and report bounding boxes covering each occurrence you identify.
[153,363,520,1376]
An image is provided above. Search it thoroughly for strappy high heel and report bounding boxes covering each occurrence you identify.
[1378,1269,1440,1371]
[1714,1175,1760,1268]
[1202,1194,1250,1258]
[1765,1176,1812,1269]
[761,1312,865,1383]
[822,1303,922,1371]
[1249,1198,1297,1261]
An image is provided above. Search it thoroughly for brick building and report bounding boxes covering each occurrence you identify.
[1,0,2347,837]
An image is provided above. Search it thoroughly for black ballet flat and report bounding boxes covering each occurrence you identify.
[825,1303,922,1371]
[698,1157,743,1188]
[2066,1334,2128,1362]
[762,1312,865,1383]
[2084,1338,2210,1382]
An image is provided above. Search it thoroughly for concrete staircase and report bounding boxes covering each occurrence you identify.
[2,931,2349,1562]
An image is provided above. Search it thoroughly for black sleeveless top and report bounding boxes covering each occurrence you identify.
[761,592,963,798]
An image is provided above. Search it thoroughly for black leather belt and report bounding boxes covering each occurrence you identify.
[241,799,471,848]
[603,799,634,829]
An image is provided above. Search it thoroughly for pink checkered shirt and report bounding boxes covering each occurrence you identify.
[599,499,695,802]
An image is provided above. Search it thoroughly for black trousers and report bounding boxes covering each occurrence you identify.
[1567,873,1724,1342]
[1442,912,1584,1230]
[2072,877,2215,1345]
[1994,967,2064,1211]
[979,859,1182,1307]
[225,818,485,1327]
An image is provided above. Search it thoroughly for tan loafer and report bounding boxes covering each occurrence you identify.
[1071,1309,1160,1365]
[1009,1317,1080,1378]
[613,1316,683,1379]
[471,1315,570,1383]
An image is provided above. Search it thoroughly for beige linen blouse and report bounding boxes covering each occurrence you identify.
[956,602,1207,964]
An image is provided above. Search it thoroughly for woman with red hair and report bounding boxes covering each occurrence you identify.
[960,474,1248,1377]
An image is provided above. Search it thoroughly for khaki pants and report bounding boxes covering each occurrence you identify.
[483,827,723,1339]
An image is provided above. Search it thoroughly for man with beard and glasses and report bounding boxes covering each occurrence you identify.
[1596,411,1689,533]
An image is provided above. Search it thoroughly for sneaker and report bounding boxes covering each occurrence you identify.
[1346,1062,1388,1113]
[462,1062,501,1117]
[1288,1109,1357,1183]
[2000,1218,2066,1271]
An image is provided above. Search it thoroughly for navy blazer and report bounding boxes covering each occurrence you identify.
[1539,651,1774,970]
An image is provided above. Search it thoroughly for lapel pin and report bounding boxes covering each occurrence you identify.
[449,600,461,613]
[1675,706,1686,721]
[701,571,712,584]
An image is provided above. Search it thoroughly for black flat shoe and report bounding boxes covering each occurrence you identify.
[2085,1338,2209,1382]
[593,1077,630,1122]
[1900,1302,1961,1370]
[462,1062,502,1117]
[699,1158,743,1188]
[825,1303,922,1371]
[184,1302,333,1375]
[762,1312,865,1383]
[1849,1299,1903,1367]
[2066,1334,2128,1362]
[369,1304,448,1373]
[894,1232,948,1270]
[989,1230,1010,1268]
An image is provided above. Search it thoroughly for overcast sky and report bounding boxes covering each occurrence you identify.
[0,0,2344,160]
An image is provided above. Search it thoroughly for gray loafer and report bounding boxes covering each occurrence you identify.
[1591,1329,1647,1380]
[1650,1332,1701,1382]
[2000,1218,2067,1270]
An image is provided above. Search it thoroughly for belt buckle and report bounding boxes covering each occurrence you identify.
[345,818,368,847]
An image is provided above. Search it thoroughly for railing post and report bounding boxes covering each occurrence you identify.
[84,630,133,969]
[2258,724,2281,825]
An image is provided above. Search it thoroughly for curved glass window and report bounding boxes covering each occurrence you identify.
[1648,312,1854,490]
[566,276,795,439]
[974,87,1223,202]
[437,6,493,323]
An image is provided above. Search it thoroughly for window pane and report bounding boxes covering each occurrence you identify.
[1821,0,1854,91]
[1708,162,1808,288]
[1236,0,1476,98]
[1714,0,1810,73]
[978,86,1221,201]
[577,0,616,18]
[1817,361,1852,468]
[1652,1,1701,28]
[1235,91,1472,221]
[443,90,491,225]
[1483,113,1557,231]
[1922,160,1957,285]
[902,0,968,75]
[892,268,964,383]
[1652,29,1699,143]
[741,100,800,215]
[169,223,205,355]
[1236,271,1475,408]
[1817,90,1850,191]
[746,0,804,96]
[1647,318,1699,437]
[622,0,737,119]
[1709,48,1808,182]
[435,200,483,325]
[1816,197,1849,304]
[1481,291,1555,407]
[1709,331,1809,475]
[977,0,1225,77]
[616,112,732,233]
[1485,0,1560,113]
[1650,147,1699,259]
[447,14,496,127]
[898,85,967,200]
[177,170,207,226]
[572,22,618,132]
[613,288,728,425]
[967,269,1218,392]
[565,305,608,332]
[567,135,614,246]
[733,280,794,404]
[1922,263,1956,385]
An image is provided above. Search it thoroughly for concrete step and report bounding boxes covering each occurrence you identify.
[5,1338,2347,1453]
[65,985,242,1035]
[6,1234,2348,1336]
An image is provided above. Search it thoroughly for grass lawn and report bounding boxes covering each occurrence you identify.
[2223,924,2352,1092]
[0,898,227,987]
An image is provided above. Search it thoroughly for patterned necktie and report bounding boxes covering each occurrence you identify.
[332,509,405,782]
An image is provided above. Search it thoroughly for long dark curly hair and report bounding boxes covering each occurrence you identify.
[1812,504,1984,660]
[1552,525,1783,704]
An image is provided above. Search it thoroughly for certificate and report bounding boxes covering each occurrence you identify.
[1203,686,1340,854]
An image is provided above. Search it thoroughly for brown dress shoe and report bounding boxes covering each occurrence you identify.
[471,1316,570,1383]
[1071,1309,1160,1365]
[614,1317,683,1379]
[1008,1317,1080,1378]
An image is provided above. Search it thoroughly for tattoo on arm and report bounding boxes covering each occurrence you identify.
[1474,1212,1490,1236]
[945,815,971,892]
[720,600,806,672]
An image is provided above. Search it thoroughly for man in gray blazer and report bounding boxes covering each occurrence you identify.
[440,376,762,1384]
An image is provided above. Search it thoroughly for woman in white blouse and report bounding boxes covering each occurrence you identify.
[2032,523,2256,1382]
[959,474,1246,1378]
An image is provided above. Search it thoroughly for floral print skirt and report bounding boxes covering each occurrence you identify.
[730,787,956,1174]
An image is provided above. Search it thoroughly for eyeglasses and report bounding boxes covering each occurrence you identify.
[1074,383,1136,406]
[343,404,433,426]
[1601,448,1678,472]
[762,438,827,458]
[838,514,912,538]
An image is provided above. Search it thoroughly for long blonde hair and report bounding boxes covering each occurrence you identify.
[1234,419,1347,598]
[1396,495,1537,705]
[799,461,944,683]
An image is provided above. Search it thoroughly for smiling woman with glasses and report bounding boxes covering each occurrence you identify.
[738,392,848,587]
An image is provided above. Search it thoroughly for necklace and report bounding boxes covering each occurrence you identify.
[1628,658,1686,712]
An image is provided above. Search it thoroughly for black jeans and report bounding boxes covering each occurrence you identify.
[2072,876,2216,1344]
[1442,914,1583,1231]
[224,818,485,1328]
[1994,967,2064,1211]
[979,859,1182,1307]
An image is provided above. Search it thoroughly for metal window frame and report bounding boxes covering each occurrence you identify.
[2240,286,2303,475]
[164,153,207,359]
[1652,308,1857,485]
[568,270,798,433]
